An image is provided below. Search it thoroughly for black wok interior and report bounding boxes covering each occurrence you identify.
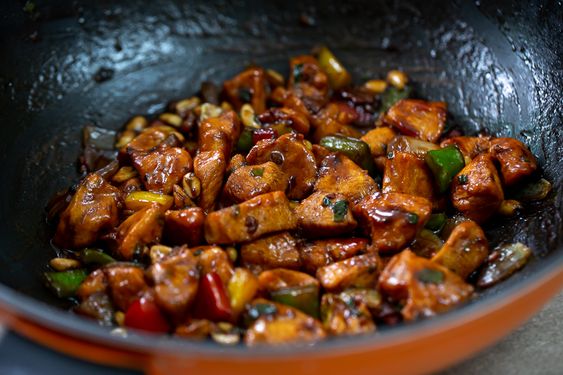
[0,0,561,350]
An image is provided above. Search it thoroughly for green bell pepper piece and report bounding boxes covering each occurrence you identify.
[381,86,412,113]
[80,248,115,266]
[270,284,320,318]
[425,213,447,233]
[320,135,376,175]
[236,127,253,153]
[45,269,87,298]
[425,145,465,193]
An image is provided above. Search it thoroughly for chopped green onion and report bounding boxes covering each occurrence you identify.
[250,167,264,177]
[332,200,349,222]
[406,212,419,225]
[425,213,447,233]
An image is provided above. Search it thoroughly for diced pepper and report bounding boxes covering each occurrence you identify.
[44,269,88,298]
[425,145,465,193]
[320,135,376,174]
[317,46,351,90]
[252,128,277,145]
[270,284,320,318]
[228,268,259,318]
[80,248,115,266]
[124,191,173,211]
[193,272,232,322]
[425,213,447,233]
[381,86,412,113]
[236,127,254,153]
[477,243,532,289]
[124,297,170,333]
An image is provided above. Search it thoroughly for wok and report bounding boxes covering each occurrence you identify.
[0,0,561,374]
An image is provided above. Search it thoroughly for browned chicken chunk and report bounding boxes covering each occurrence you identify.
[198,111,241,156]
[113,203,164,260]
[163,208,205,246]
[194,246,234,287]
[295,191,357,237]
[148,247,199,320]
[316,253,380,292]
[383,99,446,143]
[382,151,435,201]
[353,192,432,254]
[269,86,311,118]
[257,107,311,134]
[432,221,489,279]
[246,133,317,199]
[451,153,504,223]
[440,136,491,163]
[321,292,376,336]
[204,191,298,244]
[194,150,227,212]
[223,161,288,203]
[54,173,121,249]
[361,127,397,170]
[104,264,147,312]
[223,67,267,114]
[315,153,379,204]
[288,55,329,113]
[489,137,537,186]
[379,250,474,321]
[241,232,301,274]
[258,269,319,293]
[299,238,370,275]
[244,299,326,346]
[132,145,192,194]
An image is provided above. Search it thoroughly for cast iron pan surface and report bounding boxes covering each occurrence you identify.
[0,0,561,354]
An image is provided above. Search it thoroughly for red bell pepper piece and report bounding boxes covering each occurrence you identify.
[193,272,232,322]
[124,297,170,333]
[252,128,277,145]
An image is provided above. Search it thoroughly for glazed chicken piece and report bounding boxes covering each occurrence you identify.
[194,150,226,212]
[223,161,288,203]
[295,191,357,237]
[316,253,380,292]
[269,86,311,118]
[192,246,234,287]
[257,107,311,135]
[383,99,447,143]
[314,153,379,204]
[298,238,370,275]
[204,191,298,244]
[353,192,432,254]
[288,55,329,113]
[489,137,537,186]
[311,102,362,143]
[113,203,164,260]
[361,127,397,170]
[258,268,319,293]
[131,144,192,194]
[432,221,489,279]
[321,292,376,336]
[163,207,205,246]
[175,319,214,340]
[451,153,504,223]
[195,111,241,211]
[223,67,267,114]
[440,136,492,163]
[244,299,326,346]
[197,111,241,156]
[54,173,121,249]
[226,154,247,175]
[241,232,301,274]
[382,151,435,201]
[246,133,317,199]
[148,247,199,320]
[311,144,331,167]
[124,126,183,156]
[75,269,114,324]
[379,250,474,321]
[104,264,148,312]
